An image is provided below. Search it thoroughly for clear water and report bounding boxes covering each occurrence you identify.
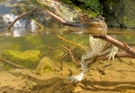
[0,27,135,65]
[0,27,135,92]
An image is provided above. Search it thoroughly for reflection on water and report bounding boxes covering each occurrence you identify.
[0,27,135,43]
[1,26,135,35]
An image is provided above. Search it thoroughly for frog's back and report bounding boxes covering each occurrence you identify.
[89,35,110,54]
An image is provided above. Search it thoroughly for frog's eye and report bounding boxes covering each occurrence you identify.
[89,21,106,29]
[100,17,105,20]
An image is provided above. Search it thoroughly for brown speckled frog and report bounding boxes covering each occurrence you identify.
[69,17,118,82]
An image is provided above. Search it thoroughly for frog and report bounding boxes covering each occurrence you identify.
[68,17,118,82]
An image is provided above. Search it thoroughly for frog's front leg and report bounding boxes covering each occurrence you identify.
[68,50,97,82]
[99,45,118,60]
[107,45,118,60]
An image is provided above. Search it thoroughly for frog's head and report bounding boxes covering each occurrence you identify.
[89,17,107,35]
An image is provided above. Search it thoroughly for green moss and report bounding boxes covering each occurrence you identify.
[43,65,53,72]
[2,50,40,69]
[60,0,73,5]
[74,6,82,12]
[123,16,135,27]
[82,9,98,18]
[105,0,118,9]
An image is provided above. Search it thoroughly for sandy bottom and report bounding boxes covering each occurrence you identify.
[0,58,135,93]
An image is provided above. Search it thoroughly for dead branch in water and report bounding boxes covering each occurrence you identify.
[6,8,135,66]
[56,35,83,48]
[61,45,80,66]
[0,58,27,69]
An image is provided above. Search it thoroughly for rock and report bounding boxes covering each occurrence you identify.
[38,0,80,22]
[2,50,40,69]
[0,0,82,32]
[64,83,82,93]
[87,69,100,76]
[103,0,135,28]
[0,0,38,35]
[64,84,75,92]
[35,57,56,75]
[131,58,135,65]
[74,86,82,93]
[104,13,120,27]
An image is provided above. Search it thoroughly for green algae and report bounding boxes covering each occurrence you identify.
[2,50,40,69]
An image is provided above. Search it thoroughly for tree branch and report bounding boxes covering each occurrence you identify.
[7,8,85,30]
[98,36,135,57]
[7,8,39,30]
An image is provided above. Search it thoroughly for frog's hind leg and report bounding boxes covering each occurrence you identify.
[81,51,97,74]
[68,50,97,82]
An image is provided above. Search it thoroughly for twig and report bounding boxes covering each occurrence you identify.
[31,19,44,28]
[56,35,83,48]
[61,45,80,66]
[31,18,44,32]
[7,8,39,30]
[0,58,27,69]
[40,9,85,27]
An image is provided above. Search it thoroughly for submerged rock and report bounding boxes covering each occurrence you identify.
[35,57,56,75]
[2,50,40,69]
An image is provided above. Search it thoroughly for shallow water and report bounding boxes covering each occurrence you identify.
[0,27,135,63]
[0,0,135,92]
[0,27,135,93]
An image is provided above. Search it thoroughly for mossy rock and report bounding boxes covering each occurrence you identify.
[103,0,135,28]
[2,50,40,69]
[35,57,56,75]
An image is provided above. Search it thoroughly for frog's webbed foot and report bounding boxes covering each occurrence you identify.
[68,72,84,83]
[107,46,118,60]
[68,60,87,82]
